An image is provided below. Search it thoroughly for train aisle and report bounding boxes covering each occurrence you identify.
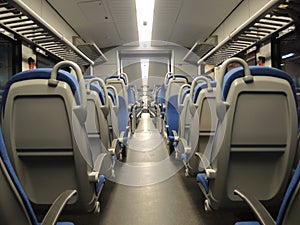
[65,113,239,225]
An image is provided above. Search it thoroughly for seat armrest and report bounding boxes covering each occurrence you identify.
[172,130,179,142]
[109,138,120,155]
[234,189,276,225]
[179,138,191,154]
[205,168,216,179]
[41,190,77,225]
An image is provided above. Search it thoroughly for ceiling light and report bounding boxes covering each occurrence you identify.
[135,0,155,45]
[141,58,149,95]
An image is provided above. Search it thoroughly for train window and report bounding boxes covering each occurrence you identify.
[0,34,21,97]
[279,31,300,88]
[0,36,13,95]
[36,52,59,69]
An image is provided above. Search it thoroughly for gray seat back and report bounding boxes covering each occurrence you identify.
[207,57,298,210]
[1,61,102,213]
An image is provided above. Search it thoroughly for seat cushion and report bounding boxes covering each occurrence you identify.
[196,173,209,194]
[95,175,106,195]
[235,222,260,225]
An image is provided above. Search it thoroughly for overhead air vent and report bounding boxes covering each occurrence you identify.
[183,36,217,65]
[73,36,107,64]
[0,0,96,67]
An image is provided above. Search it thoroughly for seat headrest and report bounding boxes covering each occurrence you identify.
[107,89,116,105]
[2,68,81,113]
[166,74,188,85]
[90,83,106,105]
[222,66,297,103]
[193,81,217,103]
[105,75,127,85]
[180,88,190,104]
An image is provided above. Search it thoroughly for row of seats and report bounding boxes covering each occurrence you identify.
[196,57,298,212]
[152,71,217,176]
[152,57,299,224]
[0,61,141,222]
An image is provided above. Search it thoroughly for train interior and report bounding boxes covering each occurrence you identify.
[0,0,300,225]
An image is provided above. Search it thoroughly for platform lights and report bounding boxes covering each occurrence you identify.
[281,52,296,60]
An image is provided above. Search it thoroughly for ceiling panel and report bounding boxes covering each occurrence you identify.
[48,0,242,49]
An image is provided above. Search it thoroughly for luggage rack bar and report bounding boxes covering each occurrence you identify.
[197,0,293,66]
[0,0,96,67]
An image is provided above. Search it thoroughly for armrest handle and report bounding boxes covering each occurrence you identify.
[41,190,77,225]
[234,189,276,225]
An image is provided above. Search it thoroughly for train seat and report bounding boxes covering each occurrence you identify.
[106,85,120,144]
[178,75,217,176]
[1,61,106,214]
[105,74,129,150]
[164,73,188,151]
[234,160,300,225]
[197,58,298,211]
[0,127,77,225]
[85,76,121,177]
[127,85,138,133]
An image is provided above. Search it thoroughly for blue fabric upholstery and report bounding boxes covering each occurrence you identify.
[192,81,217,103]
[2,68,81,113]
[276,161,300,224]
[166,95,179,142]
[107,89,116,105]
[0,128,39,225]
[84,75,96,80]
[128,86,136,105]
[118,96,129,139]
[235,161,300,225]
[222,66,297,103]
[105,75,127,85]
[0,127,74,225]
[95,175,106,195]
[90,83,106,105]
[166,74,188,85]
[235,222,260,225]
[39,223,74,225]
[180,88,190,104]
[196,173,208,194]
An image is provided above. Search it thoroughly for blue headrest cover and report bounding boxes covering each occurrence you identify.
[192,81,217,103]
[166,74,188,84]
[84,75,97,80]
[90,83,106,105]
[105,75,127,85]
[222,66,297,103]
[2,68,81,113]
[107,89,116,105]
[180,88,190,104]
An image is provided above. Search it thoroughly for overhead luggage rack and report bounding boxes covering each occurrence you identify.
[0,0,96,67]
[197,0,294,66]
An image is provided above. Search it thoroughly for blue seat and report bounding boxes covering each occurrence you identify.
[177,75,217,176]
[105,74,129,157]
[164,73,188,150]
[197,58,298,211]
[0,127,77,225]
[84,76,119,177]
[1,61,105,214]
[234,160,300,225]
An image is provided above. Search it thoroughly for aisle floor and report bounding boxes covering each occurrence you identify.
[63,113,241,225]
